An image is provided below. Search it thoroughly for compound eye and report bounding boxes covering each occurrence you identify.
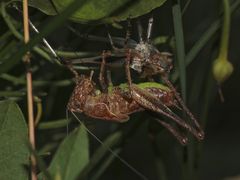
[131,64,142,72]
[130,59,142,72]
[157,67,165,74]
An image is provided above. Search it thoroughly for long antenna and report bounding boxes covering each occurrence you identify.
[14,5,61,63]
[146,16,154,42]
[71,111,149,180]
[29,21,58,59]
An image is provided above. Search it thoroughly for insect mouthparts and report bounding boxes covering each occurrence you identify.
[181,137,188,145]
[197,131,205,140]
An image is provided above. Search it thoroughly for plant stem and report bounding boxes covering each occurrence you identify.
[219,0,230,60]
[22,0,37,179]
[0,91,25,97]
[38,119,71,130]
[43,48,98,58]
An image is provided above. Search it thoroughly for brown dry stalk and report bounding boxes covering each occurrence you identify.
[22,0,37,179]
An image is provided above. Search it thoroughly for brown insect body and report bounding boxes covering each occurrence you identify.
[67,76,143,122]
[67,75,177,123]
[145,87,175,107]
[67,72,192,145]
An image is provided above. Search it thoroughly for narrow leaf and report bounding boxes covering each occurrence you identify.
[172,3,186,101]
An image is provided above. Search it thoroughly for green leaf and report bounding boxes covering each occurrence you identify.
[46,125,89,180]
[0,100,29,180]
[27,0,166,23]
[28,0,58,15]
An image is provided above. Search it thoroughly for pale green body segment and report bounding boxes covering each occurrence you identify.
[107,82,170,93]
[135,82,170,91]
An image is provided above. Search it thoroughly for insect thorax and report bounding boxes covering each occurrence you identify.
[131,42,160,73]
[131,42,173,76]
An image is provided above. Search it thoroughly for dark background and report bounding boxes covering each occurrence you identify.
[1,0,240,180]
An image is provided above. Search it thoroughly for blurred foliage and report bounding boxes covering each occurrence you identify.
[26,0,167,23]
[0,0,240,180]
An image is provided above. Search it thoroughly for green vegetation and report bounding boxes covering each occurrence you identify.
[0,0,239,179]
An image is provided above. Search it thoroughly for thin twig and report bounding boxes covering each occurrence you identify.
[0,73,72,87]
[22,0,37,179]
[182,0,192,15]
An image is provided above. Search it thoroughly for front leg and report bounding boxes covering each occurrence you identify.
[99,50,109,92]
[125,49,133,88]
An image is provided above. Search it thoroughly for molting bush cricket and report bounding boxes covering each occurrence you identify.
[69,16,204,140]
[65,48,203,144]
[26,14,205,180]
